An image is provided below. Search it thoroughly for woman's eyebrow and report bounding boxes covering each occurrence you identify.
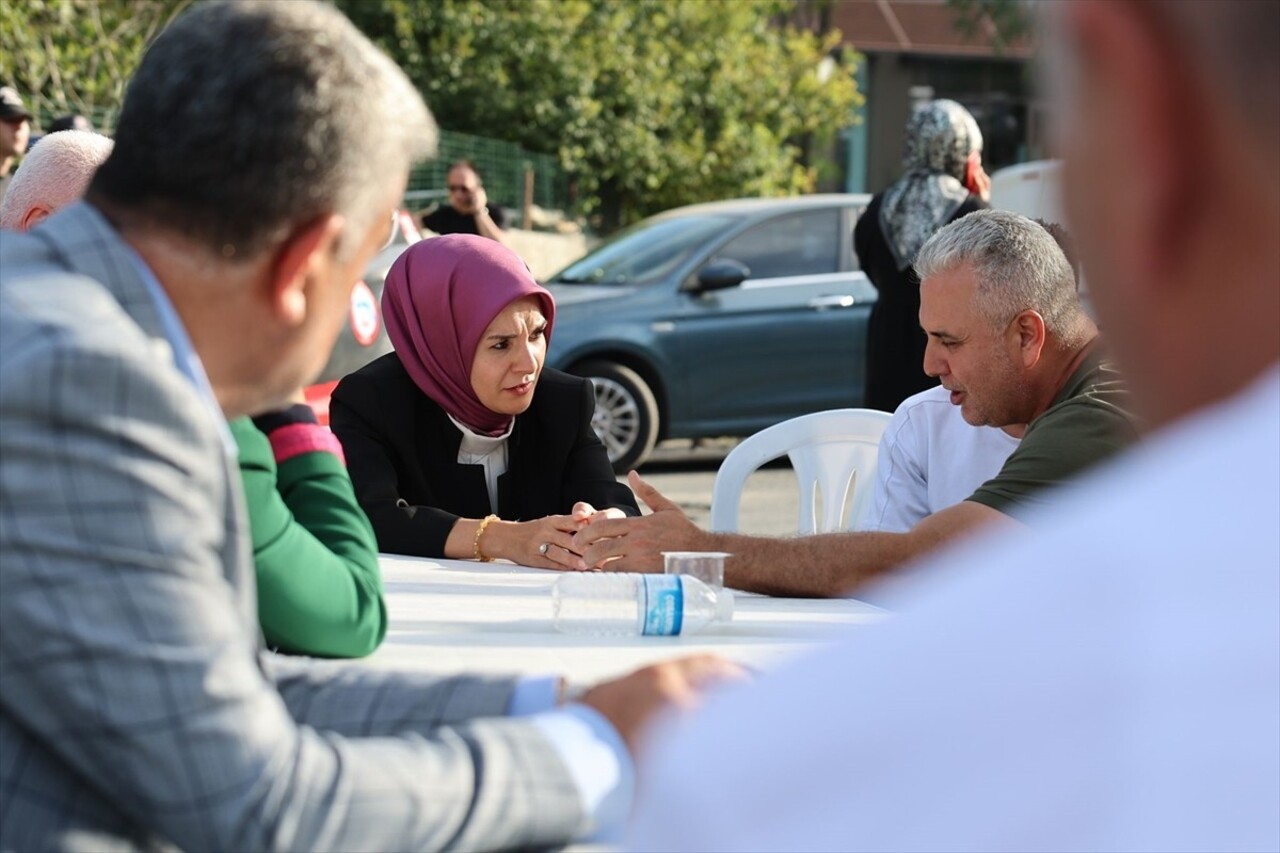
[485,315,546,341]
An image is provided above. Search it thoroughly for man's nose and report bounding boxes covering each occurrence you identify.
[922,339,945,378]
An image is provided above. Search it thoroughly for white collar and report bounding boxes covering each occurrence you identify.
[447,413,514,455]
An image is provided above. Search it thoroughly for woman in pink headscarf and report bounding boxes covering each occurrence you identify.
[330,234,639,568]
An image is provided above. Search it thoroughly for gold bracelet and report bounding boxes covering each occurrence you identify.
[473,514,499,562]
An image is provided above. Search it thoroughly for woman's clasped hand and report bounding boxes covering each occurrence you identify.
[474,502,629,570]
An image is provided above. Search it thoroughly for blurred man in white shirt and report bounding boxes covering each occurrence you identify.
[629,1,1280,849]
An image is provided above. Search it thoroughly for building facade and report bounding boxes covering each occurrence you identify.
[830,0,1043,194]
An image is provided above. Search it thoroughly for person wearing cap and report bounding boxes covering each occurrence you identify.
[0,85,33,205]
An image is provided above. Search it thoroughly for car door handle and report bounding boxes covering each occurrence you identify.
[807,295,856,310]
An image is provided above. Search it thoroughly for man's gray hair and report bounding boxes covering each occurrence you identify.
[915,209,1083,338]
[87,0,436,259]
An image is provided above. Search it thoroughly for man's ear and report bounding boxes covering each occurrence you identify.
[268,213,345,326]
[20,205,52,231]
[1013,310,1047,367]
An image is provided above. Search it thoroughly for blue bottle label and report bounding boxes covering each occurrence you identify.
[641,575,685,636]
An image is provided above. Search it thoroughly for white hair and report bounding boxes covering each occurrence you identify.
[0,130,114,230]
[915,209,1087,342]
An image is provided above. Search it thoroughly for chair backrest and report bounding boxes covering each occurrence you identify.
[710,408,893,535]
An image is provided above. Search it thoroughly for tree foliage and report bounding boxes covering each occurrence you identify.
[0,0,192,130]
[337,0,860,229]
[2,0,860,230]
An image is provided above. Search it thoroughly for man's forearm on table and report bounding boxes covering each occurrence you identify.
[718,530,925,598]
[719,501,1016,597]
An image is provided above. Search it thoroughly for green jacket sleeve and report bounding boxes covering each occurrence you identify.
[231,416,386,658]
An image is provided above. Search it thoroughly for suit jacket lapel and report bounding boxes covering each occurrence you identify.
[418,396,493,518]
[498,414,529,519]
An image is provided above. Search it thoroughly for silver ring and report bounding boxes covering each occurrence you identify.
[538,542,550,556]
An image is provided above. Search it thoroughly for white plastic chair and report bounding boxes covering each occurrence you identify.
[709,408,893,535]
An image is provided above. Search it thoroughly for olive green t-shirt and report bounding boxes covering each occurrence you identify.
[967,349,1139,518]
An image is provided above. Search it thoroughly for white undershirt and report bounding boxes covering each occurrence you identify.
[863,385,1021,532]
[447,414,513,514]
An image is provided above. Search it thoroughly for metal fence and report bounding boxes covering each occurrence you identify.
[406,130,571,227]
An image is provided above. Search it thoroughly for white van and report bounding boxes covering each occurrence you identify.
[989,160,1066,222]
[989,159,1094,319]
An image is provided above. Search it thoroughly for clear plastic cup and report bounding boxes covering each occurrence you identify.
[662,551,731,590]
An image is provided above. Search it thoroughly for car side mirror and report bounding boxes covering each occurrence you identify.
[695,259,751,292]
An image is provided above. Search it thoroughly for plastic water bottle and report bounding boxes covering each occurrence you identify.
[552,572,734,636]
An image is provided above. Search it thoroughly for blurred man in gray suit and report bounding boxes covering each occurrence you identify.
[0,3,733,851]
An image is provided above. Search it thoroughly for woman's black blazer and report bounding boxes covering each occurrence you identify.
[330,353,640,557]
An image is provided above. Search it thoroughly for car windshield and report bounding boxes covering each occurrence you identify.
[548,215,732,285]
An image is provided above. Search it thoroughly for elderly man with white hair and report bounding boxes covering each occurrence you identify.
[0,129,112,230]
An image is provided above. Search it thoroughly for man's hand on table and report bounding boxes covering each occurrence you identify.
[486,502,629,571]
[578,655,746,754]
[573,471,715,572]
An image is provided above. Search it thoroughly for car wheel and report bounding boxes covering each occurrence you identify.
[576,360,660,473]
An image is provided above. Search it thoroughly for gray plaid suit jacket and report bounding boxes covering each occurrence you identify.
[0,204,584,852]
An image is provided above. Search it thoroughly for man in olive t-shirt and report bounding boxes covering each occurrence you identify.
[574,210,1139,597]
[968,348,1135,517]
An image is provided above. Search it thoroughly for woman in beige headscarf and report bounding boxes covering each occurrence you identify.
[854,99,989,412]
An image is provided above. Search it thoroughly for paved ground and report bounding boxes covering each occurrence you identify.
[629,439,801,538]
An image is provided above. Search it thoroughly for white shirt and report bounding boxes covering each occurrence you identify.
[448,414,513,515]
[630,366,1280,852]
[863,385,1020,532]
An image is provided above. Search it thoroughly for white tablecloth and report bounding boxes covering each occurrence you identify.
[369,555,886,683]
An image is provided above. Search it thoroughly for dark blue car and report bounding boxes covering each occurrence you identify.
[544,195,875,471]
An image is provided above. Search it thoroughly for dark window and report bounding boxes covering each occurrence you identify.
[715,209,841,280]
[551,215,731,285]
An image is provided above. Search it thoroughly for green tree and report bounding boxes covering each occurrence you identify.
[338,0,860,230]
[0,0,192,130]
[2,0,860,230]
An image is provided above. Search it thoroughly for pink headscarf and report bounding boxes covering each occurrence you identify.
[382,234,556,435]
